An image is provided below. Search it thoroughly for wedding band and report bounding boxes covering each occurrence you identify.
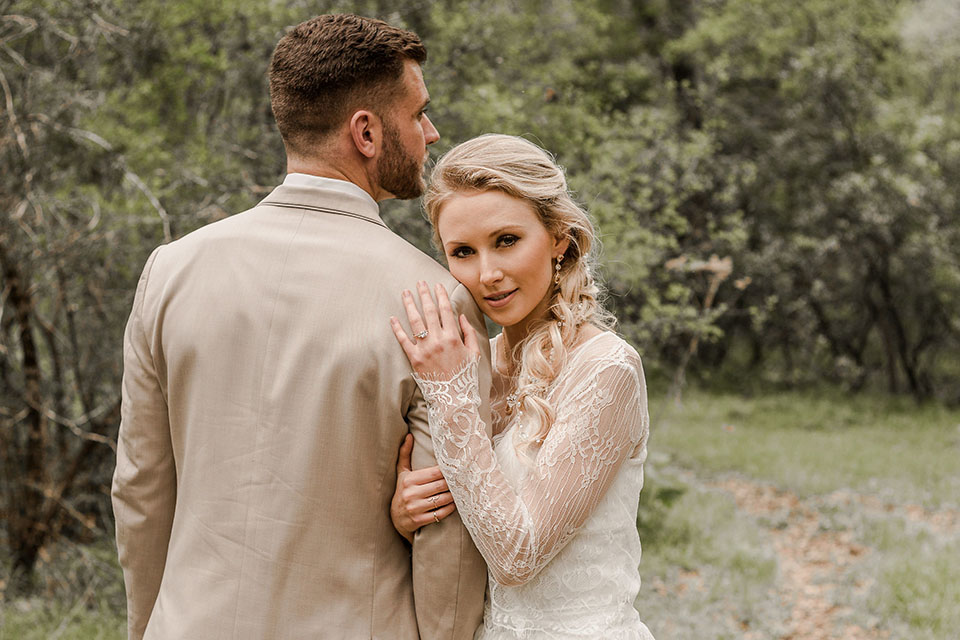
[414,330,429,340]
[433,513,440,524]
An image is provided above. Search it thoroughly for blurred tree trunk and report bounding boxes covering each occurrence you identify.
[0,240,47,585]
[1,5,128,590]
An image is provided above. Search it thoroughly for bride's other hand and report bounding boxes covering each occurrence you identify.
[390,281,481,376]
[391,433,456,543]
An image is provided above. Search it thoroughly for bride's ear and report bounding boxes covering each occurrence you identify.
[552,234,570,259]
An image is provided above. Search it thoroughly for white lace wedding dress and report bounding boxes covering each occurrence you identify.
[413,331,655,639]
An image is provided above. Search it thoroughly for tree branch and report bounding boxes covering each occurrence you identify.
[0,66,28,157]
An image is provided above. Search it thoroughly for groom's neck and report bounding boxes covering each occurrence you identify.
[286,155,379,202]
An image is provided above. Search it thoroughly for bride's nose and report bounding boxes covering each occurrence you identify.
[478,256,503,287]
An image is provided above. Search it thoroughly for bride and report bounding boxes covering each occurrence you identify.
[388,134,655,639]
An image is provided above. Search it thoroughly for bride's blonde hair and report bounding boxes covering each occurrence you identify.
[424,134,615,453]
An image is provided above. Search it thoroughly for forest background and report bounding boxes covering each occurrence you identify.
[1,0,959,638]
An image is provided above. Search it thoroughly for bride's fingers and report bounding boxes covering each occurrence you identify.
[419,491,454,513]
[401,289,428,341]
[460,314,481,357]
[408,475,448,500]
[421,502,456,526]
[403,465,444,486]
[398,467,444,498]
[434,284,458,333]
[389,316,417,358]
[416,281,442,334]
[396,433,413,475]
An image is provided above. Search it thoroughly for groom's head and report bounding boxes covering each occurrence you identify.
[269,14,439,200]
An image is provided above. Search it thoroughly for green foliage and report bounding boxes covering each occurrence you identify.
[670,0,960,398]
[3,0,959,583]
[418,0,752,363]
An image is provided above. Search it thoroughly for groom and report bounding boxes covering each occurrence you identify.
[113,14,491,640]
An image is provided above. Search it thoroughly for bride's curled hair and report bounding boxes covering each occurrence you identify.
[424,134,615,454]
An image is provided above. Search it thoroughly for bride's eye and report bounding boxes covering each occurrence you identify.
[450,245,474,259]
[497,234,519,248]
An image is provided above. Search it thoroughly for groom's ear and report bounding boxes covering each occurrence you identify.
[348,110,380,159]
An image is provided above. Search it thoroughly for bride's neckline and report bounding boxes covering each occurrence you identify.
[492,329,610,378]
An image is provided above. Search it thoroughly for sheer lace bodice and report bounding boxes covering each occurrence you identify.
[413,331,654,639]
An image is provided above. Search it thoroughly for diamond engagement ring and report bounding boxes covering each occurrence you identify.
[414,330,429,340]
[428,495,438,506]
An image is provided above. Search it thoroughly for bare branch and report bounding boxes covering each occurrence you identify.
[0,280,9,354]
[0,405,29,422]
[41,405,117,453]
[23,479,99,534]
[1,42,26,67]
[91,13,129,37]
[0,66,28,157]
[86,197,101,231]
[59,122,114,152]
[124,170,172,242]
[33,116,173,242]
[0,15,38,63]
[41,15,79,53]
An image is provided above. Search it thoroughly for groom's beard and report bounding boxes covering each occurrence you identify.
[377,122,426,200]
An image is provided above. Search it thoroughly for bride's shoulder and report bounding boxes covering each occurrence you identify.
[571,328,642,367]
[557,330,646,402]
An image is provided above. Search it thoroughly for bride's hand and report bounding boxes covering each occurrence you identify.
[390,281,481,376]
[391,433,457,543]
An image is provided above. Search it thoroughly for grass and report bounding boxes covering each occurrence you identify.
[636,464,784,638]
[0,540,125,640]
[3,388,958,638]
[638,387,960,639]
[650,388,960,508]
[861,518,960,638]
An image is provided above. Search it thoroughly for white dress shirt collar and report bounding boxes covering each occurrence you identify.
[282,173,378,208]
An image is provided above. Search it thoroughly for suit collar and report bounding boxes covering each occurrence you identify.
[258,183,386,228]
[281,173,378,207]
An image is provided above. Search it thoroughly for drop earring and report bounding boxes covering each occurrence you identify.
[554,254,564,284]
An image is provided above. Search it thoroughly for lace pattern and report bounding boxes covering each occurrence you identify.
[413,332,654,639]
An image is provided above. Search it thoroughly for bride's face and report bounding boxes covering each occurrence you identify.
[436,189,568,335]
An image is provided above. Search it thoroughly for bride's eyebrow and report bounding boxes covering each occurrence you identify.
[487,226,523,238]
[443,226,524,249]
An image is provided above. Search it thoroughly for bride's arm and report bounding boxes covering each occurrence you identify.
[390,282,648,586]
[413,353,648,586]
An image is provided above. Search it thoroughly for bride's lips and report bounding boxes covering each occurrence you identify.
[484,289,518,308]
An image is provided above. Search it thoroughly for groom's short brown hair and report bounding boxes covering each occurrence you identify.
[269,14,426,156]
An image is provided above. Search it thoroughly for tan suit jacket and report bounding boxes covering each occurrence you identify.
[112,182,491,639]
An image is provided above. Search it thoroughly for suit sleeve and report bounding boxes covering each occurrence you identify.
[409,281,491,639]
[111,247,177,640]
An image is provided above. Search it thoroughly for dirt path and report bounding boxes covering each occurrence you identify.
[708,478,882,640]
[707,476,960,639]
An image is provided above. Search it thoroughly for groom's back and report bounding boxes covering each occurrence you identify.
[114,184,485,639]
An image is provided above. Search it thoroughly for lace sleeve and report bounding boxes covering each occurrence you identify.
[412,351,648,587]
